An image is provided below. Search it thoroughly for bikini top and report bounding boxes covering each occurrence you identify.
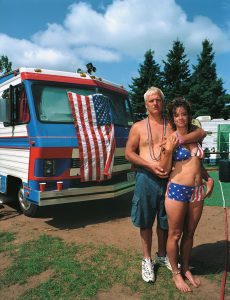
[173,143,204,161]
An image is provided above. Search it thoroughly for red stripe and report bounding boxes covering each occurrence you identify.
[69,92,85,180]
[85,96,101,181]
[78,95,93,181]
[21,72,128,95]
[98,126,107,170]
[104,125,116,176]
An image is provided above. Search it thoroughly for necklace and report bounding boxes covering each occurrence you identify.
[146,116,165,161]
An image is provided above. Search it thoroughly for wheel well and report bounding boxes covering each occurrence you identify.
[7,176,22,197]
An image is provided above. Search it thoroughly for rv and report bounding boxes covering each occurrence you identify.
[0,67,135,217]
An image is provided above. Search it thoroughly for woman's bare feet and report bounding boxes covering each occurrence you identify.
[184,270,201,288]
[172,271,192,293]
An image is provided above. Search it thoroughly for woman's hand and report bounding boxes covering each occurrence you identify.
[204,177,214,198]
[162,134,179,154]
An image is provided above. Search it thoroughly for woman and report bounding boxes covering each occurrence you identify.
[164,98,214,293]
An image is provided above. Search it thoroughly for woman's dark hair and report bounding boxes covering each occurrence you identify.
[167,97,192,131]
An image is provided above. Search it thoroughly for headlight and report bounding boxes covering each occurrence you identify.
[43,159,56,177]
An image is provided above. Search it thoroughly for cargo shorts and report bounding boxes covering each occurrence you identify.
[131,168,168,230]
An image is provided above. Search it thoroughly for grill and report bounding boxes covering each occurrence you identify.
[71,156,129,168]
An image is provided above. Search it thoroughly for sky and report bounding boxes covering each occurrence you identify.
[0,0,230,93]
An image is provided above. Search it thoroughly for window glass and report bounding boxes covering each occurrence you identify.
[32,82,133,126]
[32,84,94,122]
[99,89,133,126]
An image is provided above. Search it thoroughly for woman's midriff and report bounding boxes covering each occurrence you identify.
[169,157,203,186]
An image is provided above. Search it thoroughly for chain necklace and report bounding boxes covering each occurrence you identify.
[146,116,165,161]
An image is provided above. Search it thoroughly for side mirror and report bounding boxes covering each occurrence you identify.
[0,98,11,123]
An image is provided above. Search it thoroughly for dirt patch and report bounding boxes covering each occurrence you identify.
[94,284,140,300]
[0,197,228,299]
[0,269,53,300]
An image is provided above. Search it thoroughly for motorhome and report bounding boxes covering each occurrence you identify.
[0,67,135,217]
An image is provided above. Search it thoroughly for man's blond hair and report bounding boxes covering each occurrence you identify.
[144,87,164,103]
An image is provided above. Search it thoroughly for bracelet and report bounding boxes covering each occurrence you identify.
[172,270,181,275]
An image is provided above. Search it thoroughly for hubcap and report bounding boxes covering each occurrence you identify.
[18,186,31,211]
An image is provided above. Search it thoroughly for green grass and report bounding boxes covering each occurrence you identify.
[204,170,230,207]
[0,232,227,300]
[0,231,16,252]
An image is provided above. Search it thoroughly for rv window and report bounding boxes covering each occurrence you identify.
[32,84,95,123]
[0,85,30,125]
[15,86,30,124]
[98,90,133,126]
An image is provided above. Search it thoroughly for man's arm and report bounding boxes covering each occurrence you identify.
[125,123,168,177]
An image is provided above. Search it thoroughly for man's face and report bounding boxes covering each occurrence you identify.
[145,92,163,115]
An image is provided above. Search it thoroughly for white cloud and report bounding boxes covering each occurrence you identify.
[1,0,230,71]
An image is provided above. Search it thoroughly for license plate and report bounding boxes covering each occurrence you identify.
[127,172,135,182]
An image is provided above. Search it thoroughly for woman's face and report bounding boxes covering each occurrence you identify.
[173,106,188,129]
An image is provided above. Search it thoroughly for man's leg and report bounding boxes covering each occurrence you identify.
[140,228,152,258]
[140,227,155,282]
[156,225,168,257]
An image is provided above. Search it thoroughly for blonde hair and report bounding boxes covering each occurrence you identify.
[144,87,164,103]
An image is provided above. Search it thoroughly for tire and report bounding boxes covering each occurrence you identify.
[18,184,39,217]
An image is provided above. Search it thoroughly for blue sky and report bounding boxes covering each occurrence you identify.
[1,0,230,93]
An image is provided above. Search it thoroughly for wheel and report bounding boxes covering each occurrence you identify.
[18,184,39,217]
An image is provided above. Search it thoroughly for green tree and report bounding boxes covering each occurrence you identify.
[0,55,12,75]
[162,40,191,101]
[129,49,163,116]
[188,39,225,118]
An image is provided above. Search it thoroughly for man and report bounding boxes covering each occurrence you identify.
[125,87,206,283]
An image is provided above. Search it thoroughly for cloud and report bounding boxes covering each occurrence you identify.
[1,0,230,71]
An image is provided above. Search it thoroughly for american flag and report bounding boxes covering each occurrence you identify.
[68,92,115,182]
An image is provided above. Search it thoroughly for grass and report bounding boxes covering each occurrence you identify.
[0,232,228,300]
[204,170,230,207]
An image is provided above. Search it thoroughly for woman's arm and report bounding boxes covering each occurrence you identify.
[201,163,214,198]
[159,135,178,173]
[177,127,206,145]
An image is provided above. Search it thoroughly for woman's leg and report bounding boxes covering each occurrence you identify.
[165,196,191,292]
[180,201,204,287]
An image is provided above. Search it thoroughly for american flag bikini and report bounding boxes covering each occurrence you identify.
[169,142,205,202]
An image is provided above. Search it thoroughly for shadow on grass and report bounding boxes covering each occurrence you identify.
[190,240,230,275]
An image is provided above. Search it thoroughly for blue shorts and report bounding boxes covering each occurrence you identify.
[167,182,204,202]
[131,168,168,230]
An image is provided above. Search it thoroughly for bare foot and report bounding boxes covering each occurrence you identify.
[172,273,192,293]
[184,270,201,288]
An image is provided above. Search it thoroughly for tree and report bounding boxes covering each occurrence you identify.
[188,39,225,118]
[0,55,12,75]
[129,49,163,116]
[162,40,191,101]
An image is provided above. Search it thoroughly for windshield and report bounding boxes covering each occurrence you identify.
[32,82,133,126]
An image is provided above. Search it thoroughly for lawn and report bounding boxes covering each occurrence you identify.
[0,231,226,300]
[204,170,230,207]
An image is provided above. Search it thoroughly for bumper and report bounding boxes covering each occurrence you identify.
[38,180,135,206]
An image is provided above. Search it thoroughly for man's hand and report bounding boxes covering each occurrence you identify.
[149,164,169,178]
[204,178,214,198]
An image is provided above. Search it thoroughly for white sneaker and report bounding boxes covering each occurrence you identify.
[142,258,155,283]
[154,252,180,271]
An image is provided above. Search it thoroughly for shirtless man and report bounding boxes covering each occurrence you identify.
[125,87,206,283]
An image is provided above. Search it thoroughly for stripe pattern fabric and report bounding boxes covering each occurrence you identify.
[68,92,115,182]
